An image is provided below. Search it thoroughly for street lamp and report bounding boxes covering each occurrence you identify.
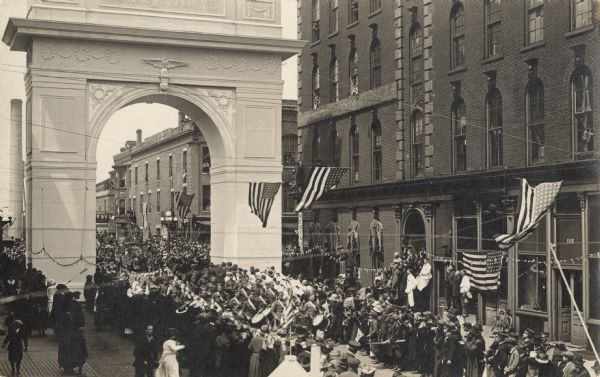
[160,210,178,252]
[0,209,14,253]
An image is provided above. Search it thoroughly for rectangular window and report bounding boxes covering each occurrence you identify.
[156,159,160,181]
[128,169,132,187]
[312,0,320,42]
[139,194,143,214]
[519,217,547,253]
[182,150,187,172]
[527,1,544,44]
[202,147,210,174]
[133,198,137,216]
[156,191,160,213]
[349,0,359,24]
[148,192,152,213]
[486,0,502,57]
[169,155,173,178]
[573,0,592,30]
[170,191,175,211]
[373,152,382,182]
[456,217,477,250]
[329,0,338,34]
[202,185,211,211]
[369,0,381,14]
[145,162,149,182]
[134,167,138,185]
[118,199,125,215]
[413,114,425,177]
[481,198,507,251]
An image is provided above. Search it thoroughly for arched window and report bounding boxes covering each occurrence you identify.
[526,80,545,163]
[350,122,359,183]
[450,3,465,68]
[349,46,359,96]
[412,111,425,177]
[312,129,321,165]
[572,0,593,30]
[452,99,467,172]
[329,54,339,102]
[372,119,382,182]
[330,125,340,167]
[486,89,503,167]
[572,68,594,157]
[312,61,320,109]
[409,24,423,84]
[370,38,381,89]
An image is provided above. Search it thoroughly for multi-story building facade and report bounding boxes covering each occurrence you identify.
[298,0,599,349]
[95,175,115,233]
[112,113,210,238]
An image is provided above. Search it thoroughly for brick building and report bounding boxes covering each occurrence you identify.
[111,113,211,239]
[297,0,599,349]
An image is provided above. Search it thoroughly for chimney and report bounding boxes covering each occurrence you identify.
[136,129,142,145]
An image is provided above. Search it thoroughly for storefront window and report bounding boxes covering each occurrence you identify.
[519,217,546,253]
[456,218,477,250]
[481,198,506,251]
[588,194,600,320]
[517,255,547,312]
[555,193,582,263]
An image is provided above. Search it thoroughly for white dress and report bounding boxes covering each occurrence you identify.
[155,339,185,377]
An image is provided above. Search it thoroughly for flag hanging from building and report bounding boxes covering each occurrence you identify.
[495,179,562,249]
[462,250,503,291]
[295,167,347,212]
[175,190,195,220]
[248,182,281,228]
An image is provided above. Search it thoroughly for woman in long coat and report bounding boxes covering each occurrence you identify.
[247,327,265,377]
[155,329,185,377]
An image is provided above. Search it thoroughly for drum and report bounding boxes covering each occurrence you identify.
[313,314,329,329]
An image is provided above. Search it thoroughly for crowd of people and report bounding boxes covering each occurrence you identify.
[0,235,593,377]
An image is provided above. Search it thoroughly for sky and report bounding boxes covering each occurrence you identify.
[0,0,299,193]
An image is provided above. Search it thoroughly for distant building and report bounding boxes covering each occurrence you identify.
[95,173,117,233]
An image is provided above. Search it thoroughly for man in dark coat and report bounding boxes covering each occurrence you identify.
[439,326,462,377]
[489,332,511,377]
[190,314,219,377]
[133,324,160,377]
[2,319,27,377]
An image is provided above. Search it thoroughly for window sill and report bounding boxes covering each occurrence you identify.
[346,21,359,30]
[521,41,545,53]
[565,24,594,39]
[368,9,382,19]
[481,54,504,65]
[515,309,548,318]
[328,30,339,39]
[447,65,467,76]
[310,40,321,48]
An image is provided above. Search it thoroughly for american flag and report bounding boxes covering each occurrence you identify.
[295,167,347,212]
[495,179,562,249]
[462,250,504,291]
[248,182,281,228]
[175,190,195,220]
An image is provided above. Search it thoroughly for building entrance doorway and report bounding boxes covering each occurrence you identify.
[555,269,586,347]
[403,210,426,252]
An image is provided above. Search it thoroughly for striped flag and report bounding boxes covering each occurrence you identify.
[463,250,503,291]
[175,190,195,220]
[295,167,347,212]
[248,182,281,228]
[495,179,562,249]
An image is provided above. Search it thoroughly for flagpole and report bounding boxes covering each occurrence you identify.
[550,243,600,365]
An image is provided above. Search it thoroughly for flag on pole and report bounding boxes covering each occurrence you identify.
[248,182,281,228]
[495,179,562,249]
[462,250,504,291]
[295,167,347,212]
[175,190,195,220]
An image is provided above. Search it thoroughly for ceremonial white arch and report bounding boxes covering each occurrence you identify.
[3,0,304,288]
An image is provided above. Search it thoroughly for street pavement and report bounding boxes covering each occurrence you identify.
[0,311,596,377]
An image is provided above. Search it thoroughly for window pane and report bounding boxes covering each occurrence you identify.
[519,217,546,252]
[487,22,502,57]
[456,218,477,250]
[518,255,547,312]
[556,216,582,262]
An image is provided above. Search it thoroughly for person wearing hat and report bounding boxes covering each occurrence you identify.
[340,357,360,377]
[439,324,462,377]
[155,328,185,377]
[489,332,510,377]
[464,326,485,377]
[133,324,160,377]
[526,351,556,377]
[247,325,266,377]
[503,336,521,377]
[2,319,27,377]
[557,351,576,377]
[297,350,311,372]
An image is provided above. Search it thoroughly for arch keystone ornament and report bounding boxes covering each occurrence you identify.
[142,57,188,92]
[3,1,305,289]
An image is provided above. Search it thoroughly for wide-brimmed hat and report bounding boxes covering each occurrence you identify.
[535,352,549,364]
[348,340,361,352]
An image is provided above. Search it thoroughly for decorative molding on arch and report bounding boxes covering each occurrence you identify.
[86,81,234,161]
